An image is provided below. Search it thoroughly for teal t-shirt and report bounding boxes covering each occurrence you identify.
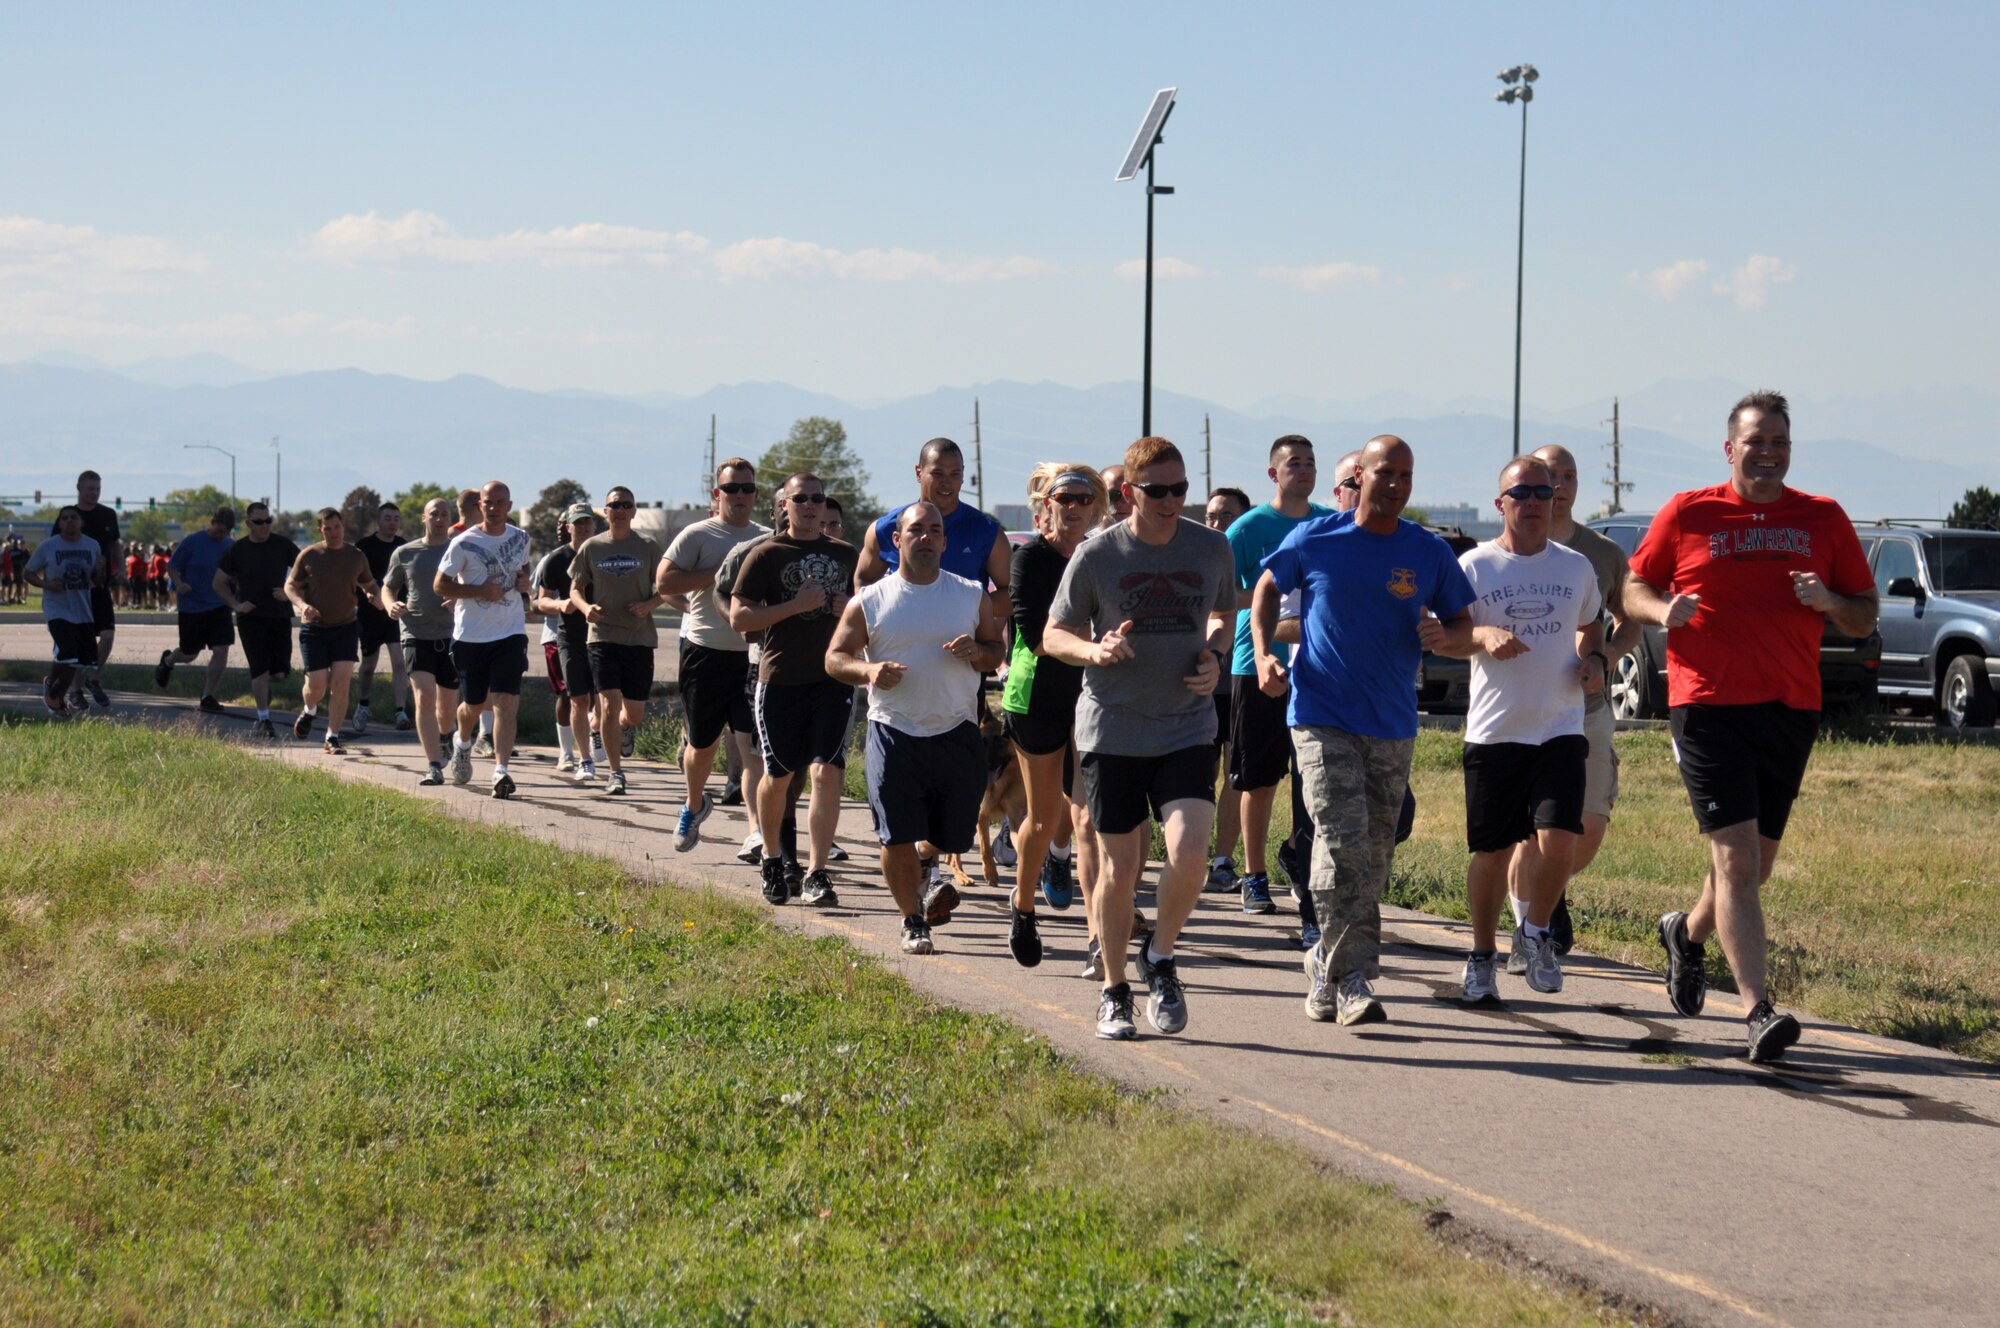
[1227,502,1331,675]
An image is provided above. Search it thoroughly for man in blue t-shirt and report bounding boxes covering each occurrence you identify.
[1224,434,1332,918]
[858,437,1012,613]
[1252,435,1475,1028]
[157,507,238,713]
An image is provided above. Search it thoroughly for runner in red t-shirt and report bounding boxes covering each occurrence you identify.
[149,550,171,609]
[1624,391,1878,1062]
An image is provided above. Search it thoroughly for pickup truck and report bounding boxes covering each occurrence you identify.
[1854,521,2000,730]
[1586,513,1881,721]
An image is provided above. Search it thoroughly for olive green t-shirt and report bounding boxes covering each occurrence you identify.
[570,531,664,646]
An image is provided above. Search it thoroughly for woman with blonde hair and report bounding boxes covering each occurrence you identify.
[999,461,1109,969]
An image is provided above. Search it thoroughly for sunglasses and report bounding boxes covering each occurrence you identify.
[789,492,829,505]
[1339,477,1361,492]
[1131,480,1190,500]
[716,482,758,496]
[1501,484,1556,501]
[1048,492,1094,508]
[605,500,636,510]
[249,517,273,526]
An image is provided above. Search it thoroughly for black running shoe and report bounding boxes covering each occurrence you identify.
[86,679,111,708]
[1009,908,1043,968]
[1550,895,1575,956]
[1658,911,1708,1017]
[198,695,224,714]
[253,718,276,740]
[323,735,347,756]
[292,711,313,740]
[154,650,174,687]
[784,859,804,897]
[801,869,838,908]
[1095,982,1137,1040]
[922,877,961,926]
[718,781,744,807]
[760,858,789,906]
[1746,1000,1801,1063]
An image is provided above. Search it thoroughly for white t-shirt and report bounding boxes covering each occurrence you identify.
[664,517,768,650]
[857,570,986,738]
[1459,540,1602,746]
[440,524,533,644]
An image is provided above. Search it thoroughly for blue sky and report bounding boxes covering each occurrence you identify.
[4,1,1996,415]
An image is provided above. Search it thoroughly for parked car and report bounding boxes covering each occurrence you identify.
[1416,524,1475,713]
[1586,512,1881,721]
[1855,521,2000,730]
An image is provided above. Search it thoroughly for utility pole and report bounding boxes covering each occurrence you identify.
[1203,413,1213,495]
[704,415,717,504]
[1602,397,1633,516]
[271,436,280,518]
[971,397,985,511]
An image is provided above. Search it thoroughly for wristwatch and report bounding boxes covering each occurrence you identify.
[1586,650,1610,669]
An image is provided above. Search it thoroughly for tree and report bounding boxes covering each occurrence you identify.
[757,416,883,533]
[1948,486,2000,531]
[341,485,385,536]
[123,509,171,549]
[527,479,591,556]
[393,480,459,514]
[162,485,234,524]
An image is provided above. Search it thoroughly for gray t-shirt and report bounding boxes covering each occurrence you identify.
[384,539,453,642]
[664,517,768,651]
[27,535,101,624]
[1553,521,1629,716]
[1048,517,1236,757]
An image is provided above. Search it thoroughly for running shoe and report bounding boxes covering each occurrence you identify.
[1240,873,1276,915]
[472,734,494,758]
[1080,940,1103,981]
[1276,837,1305,892]
[1507,926,1530,976]
[556,755,578,774]
[1334,970,1386,1026]
[994,820,1017,868]
[351,705,370,735]
[1203,859,1238,894]
[1095,983,1137,1040]
[1461,952,1500,1005]
[492,770,516,799]
[607,769,627,796]
[801,869,838,908]
[1302,948,1338,1022]
[1550,895,1575,956]
[574,759,597,784]
[1746,1000,1801,1063]
[69,686,89,712]
[1523,932,1563,994]
[393,710,413,732]
[621,730,635,759]
[784,859,804,896]
[1134,944,1188,1035]
[253,718,276,740]
[900,917,933,955]
[293,711,314,740]
[827,842,849,862]
[760,858,789,906]
[154,650,174,687]
[590,735,608,765]
[323,735,347,756]
[1658,910,1708,1017]
[41,677,66,716]
[1009,908,1043,968]
[198,695,223,714]
[419,763,444,786]
[922,876,960,926]
[1299,919,1322,952]
[1298,891,1321,952]
[674,794,713,851]
[1038,851,1074,911]
[736,834,764,866]
[449,742,473,786]
[718,781,743,807]
[86,679,110,709]
[1130,906,1153,938]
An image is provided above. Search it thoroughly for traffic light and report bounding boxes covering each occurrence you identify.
[115,496,124,510]
[147,497,156,511]
[33,490,41,504]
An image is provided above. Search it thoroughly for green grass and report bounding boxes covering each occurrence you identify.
[0,718,1612,1326]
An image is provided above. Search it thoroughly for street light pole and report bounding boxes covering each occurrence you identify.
[1495,64,1539,457]
[184,441,238,520]
[1116,88,1179,439]
[272,436,281,517]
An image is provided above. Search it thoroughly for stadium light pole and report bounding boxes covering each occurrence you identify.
[1116,88,1178,437]
[1495,63,1538,456]
[184,441,237,517]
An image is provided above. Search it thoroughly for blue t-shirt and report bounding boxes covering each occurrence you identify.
[1262,517,1475,739]
[1227,501,1332,675]
[873,501,1001,585]
[167,530,233,613]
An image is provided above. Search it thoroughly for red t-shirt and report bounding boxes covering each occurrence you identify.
[150,554,170,581]
[1628,484,1871,710]
[126,554,145,581]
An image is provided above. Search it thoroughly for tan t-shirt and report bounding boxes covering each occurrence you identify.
[291,543,374,627]
[1554,521,1629,715]
[570,531,664,647]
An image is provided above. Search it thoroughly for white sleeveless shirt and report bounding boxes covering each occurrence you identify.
[857,569,985,737]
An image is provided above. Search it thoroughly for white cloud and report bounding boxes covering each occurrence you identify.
[0,216,208,295]
[1443,275,1472,293]
[1628,258,1708,300]
[308,210,709,268]
[329,315,417,340]
[1715,254,1796,310]
[1113,257,1201,281]
[274,310,328,332]
[1254,261,1383,292]
[711,236,1056,284]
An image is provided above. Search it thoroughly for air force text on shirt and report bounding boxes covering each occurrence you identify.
[1475,580,1583,639]
[1708,526,1813,560]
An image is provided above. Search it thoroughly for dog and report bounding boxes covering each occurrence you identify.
[945,699,1028,891]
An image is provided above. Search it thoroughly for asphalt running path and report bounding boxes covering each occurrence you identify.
[9,682,1997,1327]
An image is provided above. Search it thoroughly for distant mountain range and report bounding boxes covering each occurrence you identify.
[3,352,1991,523]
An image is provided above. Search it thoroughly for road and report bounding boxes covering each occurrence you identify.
[5,682,1998,1326]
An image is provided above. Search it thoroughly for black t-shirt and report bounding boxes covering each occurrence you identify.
[533,546,589,649]
[59,506,120,581]
[733,535,859,685]
[354,533,401,617]
[1007,536,1084,716]
[217,535,302,619]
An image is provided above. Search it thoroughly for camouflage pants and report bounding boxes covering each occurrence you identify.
[1292,725,1415,981]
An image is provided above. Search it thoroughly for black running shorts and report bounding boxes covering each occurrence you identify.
[358,604,398,653]
[755,677,854,778]
[680,640,752,749]
[48,619,98,668]
[1461,734,1589,853]
[452,634,528,706]
[1229,673,1294,791]
[300,621,360,673]
[177,606,234,656]
[237,615,293,681]
[1670,702,1817,840]
[402,637,458,689]
[588,641,655,699]
[864,719,985,850]
[1079,743,1218,836]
